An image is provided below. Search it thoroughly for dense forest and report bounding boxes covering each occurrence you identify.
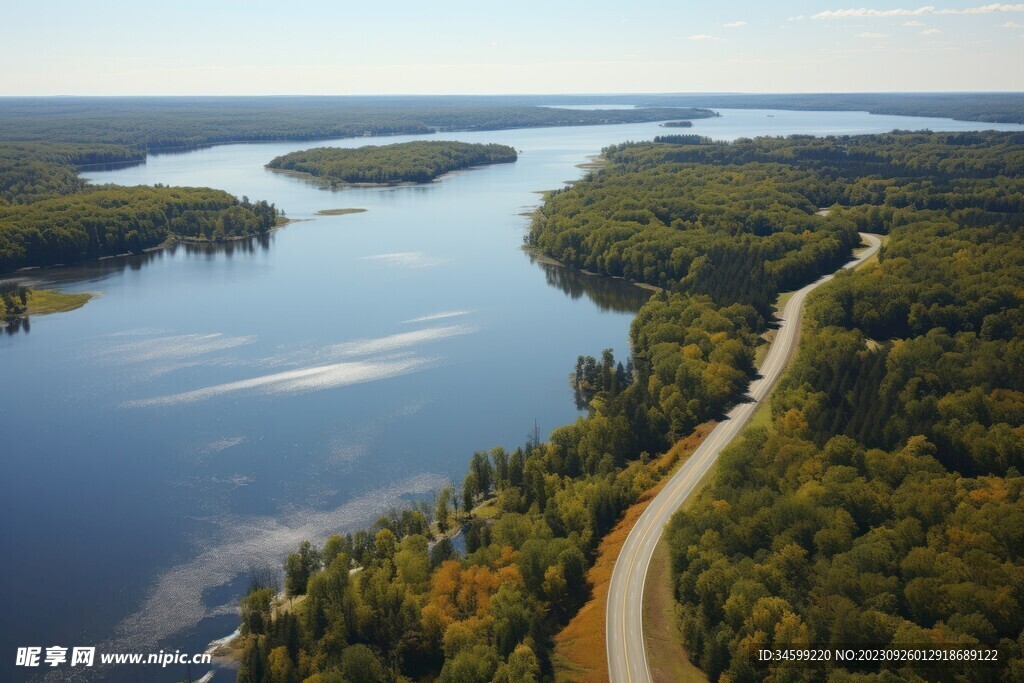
[0,98,715,151]
[527,137,862,315]
[662,133,1024,681]
[0,142,279,273]
[267,142,517,186]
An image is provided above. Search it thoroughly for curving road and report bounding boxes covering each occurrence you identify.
[606,233,881,683]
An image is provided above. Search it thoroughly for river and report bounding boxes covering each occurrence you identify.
[2,108,1022,682]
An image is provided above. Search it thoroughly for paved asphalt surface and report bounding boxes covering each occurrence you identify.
[606,233,882,683]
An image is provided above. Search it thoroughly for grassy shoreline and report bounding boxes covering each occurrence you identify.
[1,287,94,322]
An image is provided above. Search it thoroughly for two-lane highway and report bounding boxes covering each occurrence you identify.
[606,233,882,683]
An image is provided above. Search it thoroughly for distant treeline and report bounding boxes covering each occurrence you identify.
[267,141,517,186]
[506,92,1024,125]
[612,130,1024,180]
[530,93,1024,125]
[0,142,144,205]
[1,95,1018,149]
[661,120,694,128]
[635,92,1024,125]
[0,98,716,151]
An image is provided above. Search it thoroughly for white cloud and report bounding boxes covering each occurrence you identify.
[815,7,936,18]
[1000,19,1024,25]
[723,21,747,28]
[921,27,943,33]
[814,4,1024,19]
[688,34,722,41]
[938,3,1024,13]
[856,32,891,38]
[904,19,926,25]
[787,14,806,21]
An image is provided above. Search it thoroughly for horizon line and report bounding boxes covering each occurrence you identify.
[1,90,1023,99]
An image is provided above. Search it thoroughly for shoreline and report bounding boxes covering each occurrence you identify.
[575,153,607,171]
[521,244,664,294]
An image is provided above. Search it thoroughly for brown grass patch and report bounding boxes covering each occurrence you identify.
[552,423,715,682]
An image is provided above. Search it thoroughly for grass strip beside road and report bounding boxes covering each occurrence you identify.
[552,424,715,682]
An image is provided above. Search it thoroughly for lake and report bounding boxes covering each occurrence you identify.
[3,108,1022,682]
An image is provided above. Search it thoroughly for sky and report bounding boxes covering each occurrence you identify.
[1,1,1022,95]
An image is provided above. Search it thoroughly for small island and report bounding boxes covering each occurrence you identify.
[315,208,367,216]
[266,141,518,187]
[660,120,694,128]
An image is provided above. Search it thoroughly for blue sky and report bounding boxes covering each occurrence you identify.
[1,1,1021,94]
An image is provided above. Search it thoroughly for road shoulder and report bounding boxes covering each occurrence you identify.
[643,535,707,682]
[552,424,715,682]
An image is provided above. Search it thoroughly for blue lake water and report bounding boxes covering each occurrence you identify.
[2,108,1022,682]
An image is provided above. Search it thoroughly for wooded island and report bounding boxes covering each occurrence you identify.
[267,141,518,187]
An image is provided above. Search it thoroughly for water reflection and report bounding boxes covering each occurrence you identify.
[527,250,652,313]
[175,233,274,257]
[6,233,274,290]
[76,158,147,173]
[4,316,29,335]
